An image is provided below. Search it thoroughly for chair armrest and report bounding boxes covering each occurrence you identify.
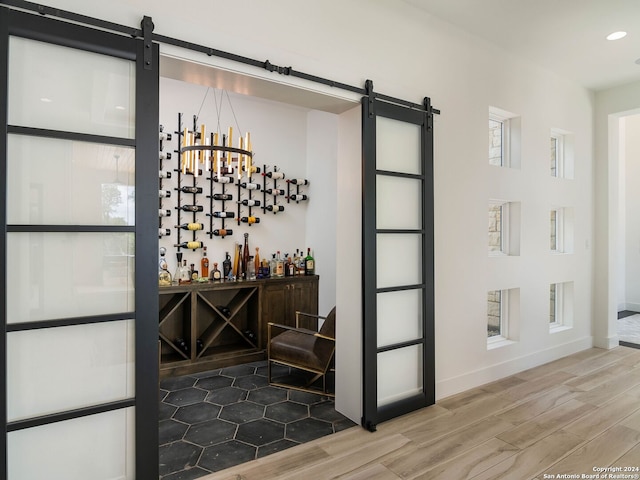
[295,311,326,329]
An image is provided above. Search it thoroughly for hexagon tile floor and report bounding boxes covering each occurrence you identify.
[159,361,356,479]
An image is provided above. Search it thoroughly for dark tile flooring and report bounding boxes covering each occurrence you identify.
[159,361,356,479]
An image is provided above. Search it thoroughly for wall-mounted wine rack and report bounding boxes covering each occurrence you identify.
[157,116,309,249]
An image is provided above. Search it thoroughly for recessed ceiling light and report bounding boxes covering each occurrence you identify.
[606,31,627,41]
[115,105,126,110]
[40,97,52,103]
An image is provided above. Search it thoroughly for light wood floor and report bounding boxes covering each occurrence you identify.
[201,346,640,480]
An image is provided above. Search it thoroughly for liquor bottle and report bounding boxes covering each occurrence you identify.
[212,211,235,218]
[241,216,260,224]
[213,229,232,237]
[213,193,233,201]
[270,254,277,278]
[214,175,232,184]
[247,255,256,280]
[266,171,285,179]
[261,258,270,278]
[201,246,209,278]
[232,243,240,279]
[180,205,203,212]
[298,247,306,275]
[266,205,284,213]
[175,223,204,231]
[174,241,203,250]
[242,233,250,281]
[288,178,308,185]
[266,188,285,196]
[173,252,183,284]
[254,247,260,275]
[159,209,171,217]
[293,249,300,275]
[178,259,191,284]
[275,251,284,278]
[159,190,171,198]
[289,194,308,201]
[159,152,172,161]
[180,186,203,194]
[158,247,172,286]
[159,170,172,179]
[305,248,315,275]
[158,228,171,237]
[190,263,198,281]
[241,199,261,207]
[287,256,296,276]
[240,182,261,190]
[211,262,222,281]
[223,252,232,279]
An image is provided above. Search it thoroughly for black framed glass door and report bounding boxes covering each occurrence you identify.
[361,92,435,431]
[0,8,159,479]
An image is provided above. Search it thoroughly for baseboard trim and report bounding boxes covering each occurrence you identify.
[435,336,593,400]
[593,334,619,349]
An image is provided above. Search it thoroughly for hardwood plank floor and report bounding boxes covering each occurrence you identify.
[200,347,640,480]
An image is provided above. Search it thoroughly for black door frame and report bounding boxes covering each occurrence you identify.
[361,82,436,431]
[0,8,159,479]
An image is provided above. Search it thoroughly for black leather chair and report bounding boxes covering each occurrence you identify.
[267,307,336,396]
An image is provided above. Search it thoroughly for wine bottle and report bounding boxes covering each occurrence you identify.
[241,216,260,224]
[212,211,235,218]
[180,205,203,212]
[289,194,308,201]
[288,178,308,185]
[305,247,315,275]
[159,190,171,198]
[232,243,240,279]
[223,251,232,279]
[159,170,172,179]
[201,246,209,278]
[175,223,204,231]
[213,193,233,201]
[266,188,285,196]
[266,205,284,212]
[214,176,232,184]
[241,182,261,190]
[211,262,222,281]
[179,186,203,194]
[213,229,233,237]
[159,152,172,161]
[246,165,261,174]
[266,171,285,179]
[241,199,261,207]
[158,228,171,237]
[184,169,203,176]
[159,131,172,142]
[159,209,171,217]
[174,241,203,250]
[242,233,250,281]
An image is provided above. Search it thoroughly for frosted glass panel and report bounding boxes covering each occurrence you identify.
[7,232,134,323]
[7,135,135,225]
[7,320,134,421]
[8,36,135,138]
[376,175,421,229]
[377,345,423,407]
[377,289,422,348]
[376,116,421,174]
[8,407,135,480]
[377,234,421,289]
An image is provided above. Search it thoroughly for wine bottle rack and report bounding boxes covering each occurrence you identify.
[158,113,310,244]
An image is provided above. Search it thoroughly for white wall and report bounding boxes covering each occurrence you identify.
[624,115,640,311]
[37,0,597,417]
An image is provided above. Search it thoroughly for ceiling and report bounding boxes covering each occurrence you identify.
[403,0,640,91]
